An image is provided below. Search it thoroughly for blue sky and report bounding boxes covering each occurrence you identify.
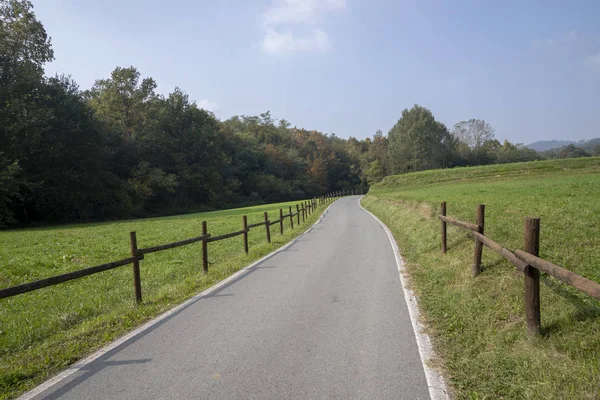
[33,0,600,144]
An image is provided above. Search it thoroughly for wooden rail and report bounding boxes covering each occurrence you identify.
[515,250,600,301]
[439,215,479,231]
[439,201,600,335]
[138,234,211,255]
[0,257,140,299]
[1,190,356,303]
[471,231,527,272]
[247,221,266,229]
[206,229,247,243]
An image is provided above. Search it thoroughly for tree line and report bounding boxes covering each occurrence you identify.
[1,1,591,227]
[358,105,596,185]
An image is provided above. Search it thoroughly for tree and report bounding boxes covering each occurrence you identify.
[0,0,53,93]
[451,119,495,149]
[364,160,385,184]
[84,66,157,141]
[0,161,19,226]
[306,156,328,195]
[16,75,125,222]
[388,105,453,173]
[150,88,226,209]
[0,0,53,164]
[557,144,589,159]
[496,140,540,164]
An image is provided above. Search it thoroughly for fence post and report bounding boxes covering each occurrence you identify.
[289,206,294,229]
[129,231,142,303]
[301,203,305,222]
[441,201,447,254]
[242,215,249,254]
[472,204,485,276]
[296,204,300,225]
[264,212,271,243]
[202,220,208,274]
[524,217,541,335]
[279,208,284,234]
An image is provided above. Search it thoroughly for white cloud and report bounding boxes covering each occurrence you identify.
[259,0,345,55]
[197,99,218,112]
[262,27,331,54]
[533,30,577,48]
[583,53,600,68]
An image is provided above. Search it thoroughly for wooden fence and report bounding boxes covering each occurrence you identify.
[439,201,600,335]
[0,189,362,304]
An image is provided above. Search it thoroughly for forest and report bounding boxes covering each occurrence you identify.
[1,0,589,227]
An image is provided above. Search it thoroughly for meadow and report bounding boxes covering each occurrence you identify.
[363,157,600,399]
[0,200,325,399]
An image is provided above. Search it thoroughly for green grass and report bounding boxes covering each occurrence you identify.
[363,157,600,400]
[0,199,326,399]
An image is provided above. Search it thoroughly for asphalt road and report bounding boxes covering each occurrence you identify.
[30,196,430,400]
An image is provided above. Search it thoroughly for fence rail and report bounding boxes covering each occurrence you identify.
[439,214,479,232]
[0,257,140,299]
[439,201,600,335]
[514,250,600,300]
[0,189,363,303]
[138,234,211,255]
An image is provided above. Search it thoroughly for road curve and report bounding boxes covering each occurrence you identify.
[29,196,430,400]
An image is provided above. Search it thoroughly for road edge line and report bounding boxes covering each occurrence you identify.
[17,201,336,400]
[358,196,450,400]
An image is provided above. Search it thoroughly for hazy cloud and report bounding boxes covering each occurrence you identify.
[260,0,345,55]
[197,99,218,112]
[533,30,577,48]
[583,53,600,69]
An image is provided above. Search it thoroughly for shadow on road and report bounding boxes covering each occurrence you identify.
[43,358,152,399]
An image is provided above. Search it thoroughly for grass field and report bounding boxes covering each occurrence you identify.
[0,199,326,399]
[362,157,600,399]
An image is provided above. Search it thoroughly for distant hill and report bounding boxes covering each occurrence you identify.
[526,138,600,152]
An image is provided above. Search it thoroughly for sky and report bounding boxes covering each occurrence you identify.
[32,0,600,144]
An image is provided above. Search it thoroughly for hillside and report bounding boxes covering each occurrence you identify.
[363,157,600,399]
[526,138,600,152]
